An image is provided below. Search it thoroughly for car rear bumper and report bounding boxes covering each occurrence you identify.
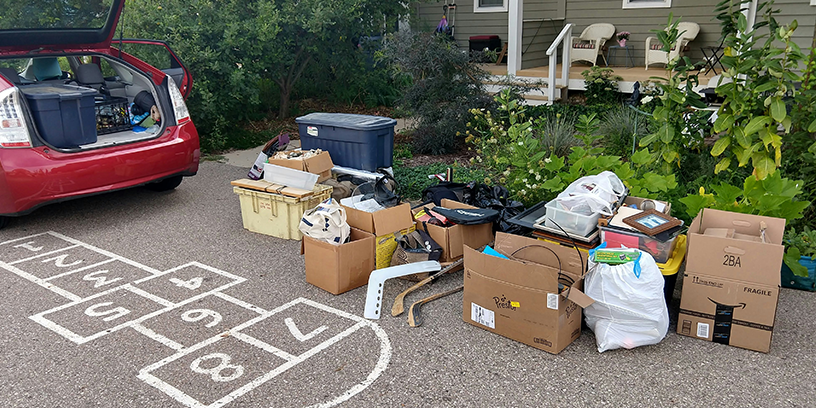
[0,122,200,216]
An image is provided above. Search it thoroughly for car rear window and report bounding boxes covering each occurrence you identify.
[0,0,113,30]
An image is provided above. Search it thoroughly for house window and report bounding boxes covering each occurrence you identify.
[622,0,672,9]
[474,0,508,13]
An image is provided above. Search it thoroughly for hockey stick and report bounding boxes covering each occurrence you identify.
[364,261,442,319]
[407,285,464,327]
[391,258,464,317]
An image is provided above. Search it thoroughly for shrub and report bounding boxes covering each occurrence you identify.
[380,31,494,155]
[580,66,623,106]
[121,0,407,152]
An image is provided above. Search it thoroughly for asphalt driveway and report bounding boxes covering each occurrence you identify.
[1,160,814,407]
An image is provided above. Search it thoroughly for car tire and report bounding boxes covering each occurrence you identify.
[145,176,183,192]
[0,216,8,230]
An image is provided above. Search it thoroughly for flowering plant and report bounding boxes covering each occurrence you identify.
[616,31,630,41]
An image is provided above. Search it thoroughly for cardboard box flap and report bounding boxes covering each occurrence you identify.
[694,208,785,244]
[464,245,560,292]
[304,151,334,174]
[440,199,478,210]
[267,157,305,172]
[371,203,414,235]
[563,286,595,308]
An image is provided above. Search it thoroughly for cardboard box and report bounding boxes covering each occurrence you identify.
[685,208,784,287]
[413,199,495,262]
[678,209,786,353]
[342,203,416,269]
[678,272,779,353]
[302,227,375,294]
[268,150,334,183]
[462,232,593,354]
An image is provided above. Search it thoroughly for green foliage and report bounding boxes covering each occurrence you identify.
[533,112,581,157]
[121,0,406,152]
[466,90,678,206]
[679,172,810,222]
[0,0,108,29]
[783,44,816,230]
[381,31,493,155]
[526,101,610,119]
[640,14,708,173]
[580,66,623,106]
[394,143,414,160]
[393,162,487,201]
[711,0,806,179]
[783,227,816,277]
[598,106,651,157]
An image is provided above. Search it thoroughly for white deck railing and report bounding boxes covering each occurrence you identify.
[546,23,573,102]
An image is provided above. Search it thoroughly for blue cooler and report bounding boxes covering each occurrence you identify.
[21,84,98,148]
[295,113,396,171]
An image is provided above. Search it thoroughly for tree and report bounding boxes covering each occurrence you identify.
[124,0,404,119]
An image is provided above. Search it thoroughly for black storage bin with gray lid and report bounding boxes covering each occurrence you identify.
[295,112,396,171]
[20,84,97,148]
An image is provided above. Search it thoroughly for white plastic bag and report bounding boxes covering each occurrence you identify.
[554,171,625,216]
[583,247,669,352]
[299,198,351,245]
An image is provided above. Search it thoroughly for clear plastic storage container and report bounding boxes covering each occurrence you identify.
[544,199,601,237]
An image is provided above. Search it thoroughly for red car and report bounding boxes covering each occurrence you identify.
[0,0,199,230]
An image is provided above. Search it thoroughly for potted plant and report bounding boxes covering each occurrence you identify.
[782,227,816,291]
[616,31,630,47]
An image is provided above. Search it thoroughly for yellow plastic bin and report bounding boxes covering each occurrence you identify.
[233,184,333,240]
[657,234,686,304]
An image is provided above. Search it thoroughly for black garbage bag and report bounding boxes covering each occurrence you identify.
[468,182,526,234]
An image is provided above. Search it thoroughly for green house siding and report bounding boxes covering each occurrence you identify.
[414,1,563,69]
[521,0,562,69]
[774,0,816,54]
[415,0,816,69]
[414,0,508,48]
[565,0,722,65]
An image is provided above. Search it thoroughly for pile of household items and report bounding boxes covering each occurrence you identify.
[231,112,794,355]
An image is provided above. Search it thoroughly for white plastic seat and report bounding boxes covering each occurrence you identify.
[645,22,700,70]
[569,23,615,66]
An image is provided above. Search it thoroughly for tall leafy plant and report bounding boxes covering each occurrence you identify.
[710,0,805,179]
[639,14,708,173]
[783,38,816,229]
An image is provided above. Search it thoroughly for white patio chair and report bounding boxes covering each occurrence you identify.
[645,22,700,70]
[569,23,616,66]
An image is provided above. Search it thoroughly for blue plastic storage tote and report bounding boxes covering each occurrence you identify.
[295,113,396,172]
[781,256,816,291]
[21,84,97,148]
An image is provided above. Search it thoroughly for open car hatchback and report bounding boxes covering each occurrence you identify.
[0,0,199,229]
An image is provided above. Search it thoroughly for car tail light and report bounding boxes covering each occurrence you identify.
[0,88,32,148]
[167,79,190,125]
